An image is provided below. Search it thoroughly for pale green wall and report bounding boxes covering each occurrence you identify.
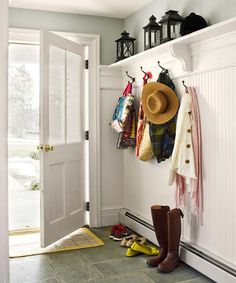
[124,0,236,54]
[9,8,124,65]
[10,1,236,63]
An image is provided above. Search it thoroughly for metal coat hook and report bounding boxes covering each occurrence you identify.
[182,80,188,91]
[140,66,150,78]
[125,71,135,83]
[157,61,168,72]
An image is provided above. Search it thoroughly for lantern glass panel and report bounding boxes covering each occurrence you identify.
[145,30,149,49]
[170,21,181,39]
[151,30,156,47]
[151,30,160,47]
[162,22,168,40]
[117,41,122,58]
[123,41,132,57]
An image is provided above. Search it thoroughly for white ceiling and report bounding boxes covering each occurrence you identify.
[9,0,153,19]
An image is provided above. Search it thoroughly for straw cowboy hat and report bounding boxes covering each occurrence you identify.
[142,82,179,124]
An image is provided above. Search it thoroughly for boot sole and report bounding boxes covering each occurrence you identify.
[158,260,181,273]
[146,257,166,268]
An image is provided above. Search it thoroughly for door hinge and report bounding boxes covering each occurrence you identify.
[85,59,89,69]
[86,202,90,212]
[85,130,89,140]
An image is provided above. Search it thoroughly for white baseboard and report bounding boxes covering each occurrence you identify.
[101,207,122,226]
[181,246,236,283]
[119,209,236,283]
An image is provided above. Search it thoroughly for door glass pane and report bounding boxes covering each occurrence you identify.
[49,46,65,144]
[66,51,82,143]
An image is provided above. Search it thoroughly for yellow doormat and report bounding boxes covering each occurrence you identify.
[9,227,104,258]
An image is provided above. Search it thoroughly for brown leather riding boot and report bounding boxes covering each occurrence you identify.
[146,205,170,267]
[157,208,184,273]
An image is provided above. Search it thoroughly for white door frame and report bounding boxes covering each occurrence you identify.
[0,0,9,282]
[8,28,101,229]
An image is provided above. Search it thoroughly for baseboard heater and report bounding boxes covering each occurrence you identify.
[120,210,236,283]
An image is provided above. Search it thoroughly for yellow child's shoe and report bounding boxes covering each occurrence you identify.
[125,247,141,257]
[131,241,159,256]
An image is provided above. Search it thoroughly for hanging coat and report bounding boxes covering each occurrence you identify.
[149,70,177,163]
[169,91,196,184]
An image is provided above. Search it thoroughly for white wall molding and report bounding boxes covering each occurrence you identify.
[100,66,123,90]
[101,207,123,226]
[170,44,191,72]
[0,0,9,282]
[190,30,236,56]
[115,27,236,87]
[110,17,236,76]
[85,34,101,228]
[181,247,236,283]
[9,28,40,44]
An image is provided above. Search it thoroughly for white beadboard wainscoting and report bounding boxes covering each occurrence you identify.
[100,66,124,226]
[124,67,236,263]
[122,68,236,282]
[100,18,236,282]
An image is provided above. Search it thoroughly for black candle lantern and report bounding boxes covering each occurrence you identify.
[143,15,161,50]
[159,10,183,44]
[115,31,136,61]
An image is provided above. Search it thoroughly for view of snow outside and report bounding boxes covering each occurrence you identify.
[8,44,40,231]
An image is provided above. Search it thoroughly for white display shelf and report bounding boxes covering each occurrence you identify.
[109,17,236,72]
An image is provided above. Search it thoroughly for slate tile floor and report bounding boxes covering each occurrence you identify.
[10,226,215,283]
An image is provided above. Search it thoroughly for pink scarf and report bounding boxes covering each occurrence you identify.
[175,87,202,216]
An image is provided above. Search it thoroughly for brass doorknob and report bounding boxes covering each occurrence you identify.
[37,144,43,151]
[45,144,54,152]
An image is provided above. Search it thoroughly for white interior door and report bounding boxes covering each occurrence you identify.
[40,30,86,247]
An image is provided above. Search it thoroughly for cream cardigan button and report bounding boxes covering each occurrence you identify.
[185,160,190,164]
[186,144,191,148]
[187,129,191,133]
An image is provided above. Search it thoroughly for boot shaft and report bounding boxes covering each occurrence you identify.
[167,208,184,252]
[151,205,170,248]
[146,205,170,268]
[157,208,184,273]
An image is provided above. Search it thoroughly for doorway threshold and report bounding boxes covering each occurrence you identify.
[9,227,103,258]
[9,230,41,258]
[9,227,40,236]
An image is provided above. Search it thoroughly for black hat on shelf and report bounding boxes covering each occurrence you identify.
[180,12,207,36]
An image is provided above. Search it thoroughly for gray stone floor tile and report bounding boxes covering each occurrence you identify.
[27,279,62,283]
[92,256,150,277]
[142,263,204,283]
[78,239,126,263]
[48,253,89,272]
[10,255,56,283]
[178,276,215,283]
[48,253,102,283]
[56,265,101,283]
[87,272,154,283]
[9,228,214,283]
[90,226,112,241]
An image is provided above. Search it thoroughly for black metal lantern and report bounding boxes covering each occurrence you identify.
[115,31,136,61]
[159,10,183,44]
[143,15,161,50]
